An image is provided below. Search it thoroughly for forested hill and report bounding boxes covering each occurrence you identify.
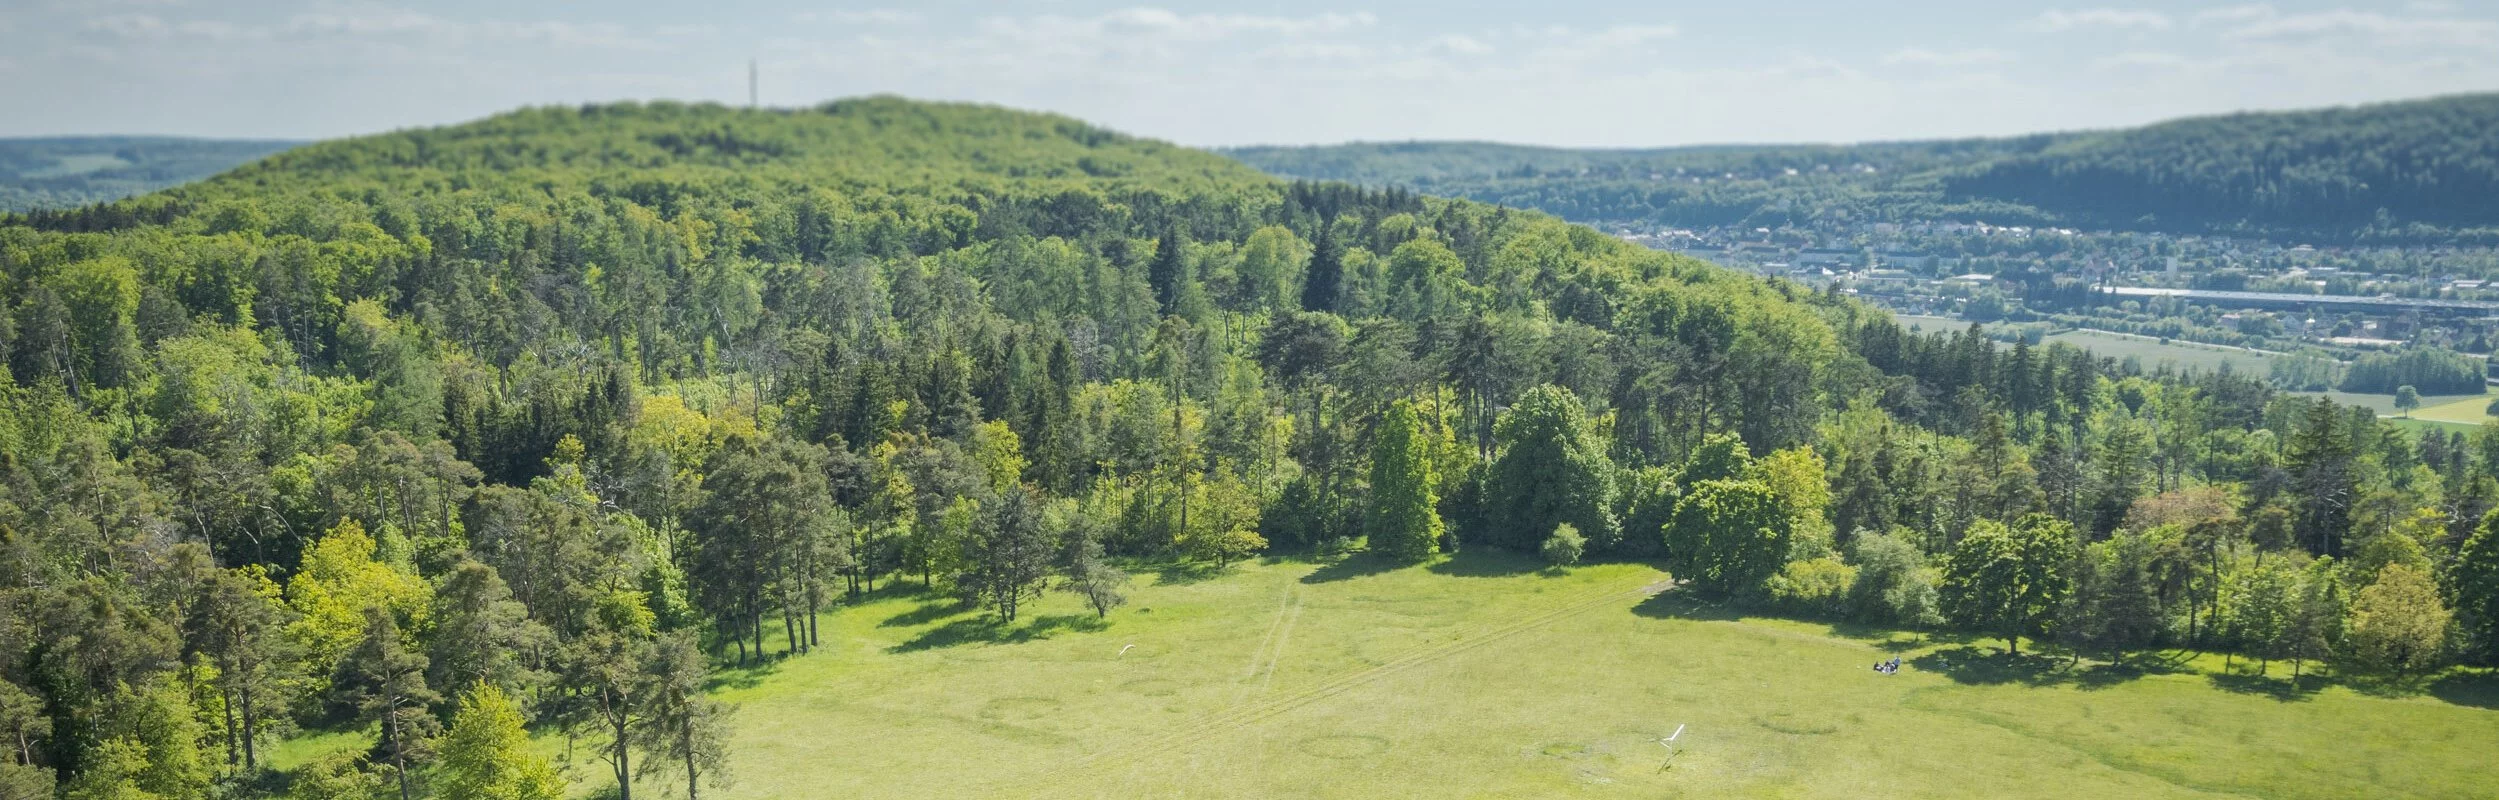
[1226,92,2499,243]
[1945,93,2499,241]
[0,135,297,212]
[13,96,2483,800]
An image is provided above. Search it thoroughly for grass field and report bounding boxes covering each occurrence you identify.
[1889,316,2277,377]
[630,551,2499,800]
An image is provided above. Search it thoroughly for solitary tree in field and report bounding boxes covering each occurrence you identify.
[1942,514,2075,656]
[2395,385,2421,418]
[1366,399,1443,561]
[1061,523,1130,618]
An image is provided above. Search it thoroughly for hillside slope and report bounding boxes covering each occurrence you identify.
[0,135,296,211]
[1229,93,2499,243]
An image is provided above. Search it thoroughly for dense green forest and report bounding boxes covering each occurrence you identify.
[1,97,2495,798]
[0,137,298,212]
[1229,93,2499,244]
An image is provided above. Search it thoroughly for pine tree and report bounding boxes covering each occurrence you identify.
[636,633,734,800]
[1300,225,1343,313]
[1365,399,1443,561]
[426,561,552,704]
[333,608,440,800]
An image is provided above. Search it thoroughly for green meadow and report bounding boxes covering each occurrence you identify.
[639,553,2499,799]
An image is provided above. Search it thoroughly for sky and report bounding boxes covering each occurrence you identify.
[3,0,2495,148]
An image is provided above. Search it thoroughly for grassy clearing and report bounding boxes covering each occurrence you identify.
[630,552,2499,800]
[2040,330,2275,376]
[1889,316,2276,377]
[2410,394,2497,425]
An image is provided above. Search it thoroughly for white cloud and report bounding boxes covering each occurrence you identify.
[2188,4,2274,28]
[82,13,171,39]
[1587,24,1679,48]
[2092,51,2201,70]
[1883,47,2015,67]
[2022,8,2174,32]
[793,9,921,26]
[1428,34,1491,56]
[2221,8,2499,50]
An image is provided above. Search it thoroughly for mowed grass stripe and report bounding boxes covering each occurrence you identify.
[1012,574,1673,795]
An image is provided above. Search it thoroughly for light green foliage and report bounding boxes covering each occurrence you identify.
[1365,399,1443,562]
[2221,558,2300,671]
[1752,446,1834,559]
[286,750,391,800]
[1233,225,1311,311]
[1766,557,1856,617]
[287,520,432,684]
[435,684,564,800]
[1540,523,1585,567]
[2345,563,2451,678]
[1942,514,2076,654]
[1666,479,1791,598]
[1846,530,1942,627]
[63,738,159,800]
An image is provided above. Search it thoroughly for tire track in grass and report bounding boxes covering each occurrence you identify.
[1019,574,1674,796]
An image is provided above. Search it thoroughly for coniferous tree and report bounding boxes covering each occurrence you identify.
[959,486,1053,622]
[426,561,553,704]
[1301,225,1343,313]
[635,633,733,800]
[332,608,439,800]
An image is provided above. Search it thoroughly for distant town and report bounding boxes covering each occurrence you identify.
[1627,221,2499,392]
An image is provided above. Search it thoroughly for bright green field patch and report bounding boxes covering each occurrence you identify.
[2042,330,2274,375]
[629,554,2499,799]
[18,153,133,179]
[2410,394,2496,425]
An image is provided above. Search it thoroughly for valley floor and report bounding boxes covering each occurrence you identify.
[667,552,2499,799]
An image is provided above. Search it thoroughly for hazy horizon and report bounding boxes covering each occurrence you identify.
[6,1,2497,148]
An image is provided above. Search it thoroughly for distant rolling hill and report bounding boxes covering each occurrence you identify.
[0,136,299,211]
[1225,92,2499,244]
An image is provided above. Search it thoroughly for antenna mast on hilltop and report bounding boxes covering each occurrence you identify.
[748,59,758,108]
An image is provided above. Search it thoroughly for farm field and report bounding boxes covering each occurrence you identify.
[618,552,2499,800]
[1890,315,2277,376]
[2403,394,2496,425]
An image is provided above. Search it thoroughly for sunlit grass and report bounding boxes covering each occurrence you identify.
[625,551,2499,799]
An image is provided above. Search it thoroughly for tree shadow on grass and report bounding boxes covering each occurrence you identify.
[704,657,783,691]
[2207,670,2328,702]
[1909,645,2068,686]
[881,599,969,628]
[2428,670,2499,709]
[890,613,1107,653]
[1153,560,1237,586]
[1300,553,1405,583]
[1424,549,1550,578]
[1630,589,1745,622]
